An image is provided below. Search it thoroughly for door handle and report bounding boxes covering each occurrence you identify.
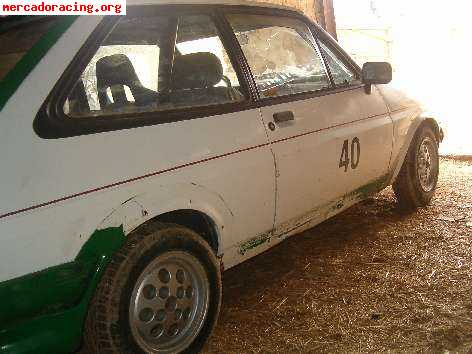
[273,111,295,123]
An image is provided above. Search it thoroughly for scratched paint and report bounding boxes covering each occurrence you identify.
[345,175,389,202]
[239,232,272,255]
[273,175,390,239]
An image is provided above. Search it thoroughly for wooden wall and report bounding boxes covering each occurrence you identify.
[255,0,337,38]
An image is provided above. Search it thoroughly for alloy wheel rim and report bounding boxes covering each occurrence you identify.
[129,250,210,353]
[417,137,437,192]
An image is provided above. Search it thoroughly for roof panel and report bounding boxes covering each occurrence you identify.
[126,0,302,14]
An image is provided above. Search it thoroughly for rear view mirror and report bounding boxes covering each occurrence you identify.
[362,62,392,94]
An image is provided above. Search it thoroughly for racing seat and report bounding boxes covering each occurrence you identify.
[96,54,157,109]
[170,52,243,106]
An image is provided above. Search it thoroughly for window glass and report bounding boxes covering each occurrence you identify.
[319,40,360,86]
[65,15,244,118]
[176,16,240,88]
[227,14,330,98]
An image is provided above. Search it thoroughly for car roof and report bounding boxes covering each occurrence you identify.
[126,0,303,14]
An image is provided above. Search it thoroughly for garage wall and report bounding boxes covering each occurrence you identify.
[259,0,317,21]
[255,0,337,38]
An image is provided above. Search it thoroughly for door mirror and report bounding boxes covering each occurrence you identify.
[362,62,392,94]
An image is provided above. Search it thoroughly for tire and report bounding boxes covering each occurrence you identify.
[83,221,222,354]
[393,125,439,211]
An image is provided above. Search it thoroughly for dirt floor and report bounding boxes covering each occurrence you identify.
[203,158,472,353]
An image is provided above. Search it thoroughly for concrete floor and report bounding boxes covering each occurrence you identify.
[204,158,472,353]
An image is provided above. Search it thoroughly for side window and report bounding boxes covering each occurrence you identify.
[319,40,360,87]
[64,14,245,118]
[227,14,330,99]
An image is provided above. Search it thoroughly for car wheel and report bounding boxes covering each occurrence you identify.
[393,125,439,211]
[83,222,222,354]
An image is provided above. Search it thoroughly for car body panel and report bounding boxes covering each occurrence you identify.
[0,14,276,282]
[377,85,428,184]
[125,0,303,12]
[262,85,392,237]
[0,103,276,281]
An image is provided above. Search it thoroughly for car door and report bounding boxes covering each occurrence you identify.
[227,11,393,237]
[315,35,393,202]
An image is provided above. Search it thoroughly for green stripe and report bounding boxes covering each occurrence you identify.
[0,260,93,325]
[0,226,126,354]
[0,16,77,111]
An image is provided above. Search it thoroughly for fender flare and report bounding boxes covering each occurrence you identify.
[96,183,234,255]
[387,115,442,185]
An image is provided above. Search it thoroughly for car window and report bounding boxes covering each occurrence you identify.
[176,16,240,89]
[318,40,360,87]
[227,14,330,99]
[64,15,245,118]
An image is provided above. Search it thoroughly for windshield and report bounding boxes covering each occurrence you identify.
[228,14,330,98]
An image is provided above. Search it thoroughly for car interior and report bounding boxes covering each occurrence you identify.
[66,15,245,118]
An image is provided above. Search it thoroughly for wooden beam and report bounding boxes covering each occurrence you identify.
[314,0,326,28]
[323,0,337,39]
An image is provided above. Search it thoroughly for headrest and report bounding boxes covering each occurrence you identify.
[96,54,142,90]
[172,53,223,90]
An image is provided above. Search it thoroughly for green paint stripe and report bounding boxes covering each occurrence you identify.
[0,260,93,325]
[239,233,271,255]
[0,257,111,354]
[0,16,77,111]
[0,227,126,354]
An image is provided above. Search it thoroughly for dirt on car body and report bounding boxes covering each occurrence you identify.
[205,158,472,353]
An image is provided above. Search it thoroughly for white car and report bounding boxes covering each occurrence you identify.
[0,1,442,353]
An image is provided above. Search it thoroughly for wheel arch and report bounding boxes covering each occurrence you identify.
[143,209,220,254]
[422,117,443,143]
[387,115,442,185]
[96,183,233,257]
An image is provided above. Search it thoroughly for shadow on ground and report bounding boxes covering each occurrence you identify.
[204,158,472,353]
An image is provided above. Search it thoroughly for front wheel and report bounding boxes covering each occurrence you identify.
[393,125,439,210]
[84,222,222,354]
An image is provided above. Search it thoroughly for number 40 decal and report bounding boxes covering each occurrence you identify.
[339,137,360,172]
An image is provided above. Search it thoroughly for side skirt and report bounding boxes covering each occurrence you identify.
[223,175,389,270]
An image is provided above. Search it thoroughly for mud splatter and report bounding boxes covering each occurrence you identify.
[204,158,472,353]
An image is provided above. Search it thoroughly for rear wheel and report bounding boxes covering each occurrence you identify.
[393,125,439,210]
[84,222,221,354]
